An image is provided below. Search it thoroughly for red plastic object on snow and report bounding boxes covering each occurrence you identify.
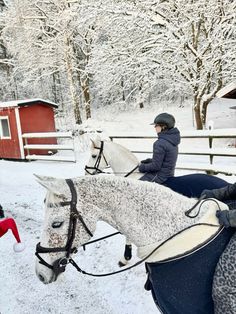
[0,217,25,252]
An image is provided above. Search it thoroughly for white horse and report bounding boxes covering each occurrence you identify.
[85,136,229,265]
[35,174,231,313]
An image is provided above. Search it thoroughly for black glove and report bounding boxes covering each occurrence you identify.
[141,158,152,164]
[200,189,215,199]
[216,210,231,228]
[139,163,146,173]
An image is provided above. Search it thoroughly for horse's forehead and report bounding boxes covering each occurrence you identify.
[45,193,69,219]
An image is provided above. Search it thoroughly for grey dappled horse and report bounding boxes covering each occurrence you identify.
[35,174,232,313]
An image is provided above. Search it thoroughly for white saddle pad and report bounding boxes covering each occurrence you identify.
[138,200,229,263]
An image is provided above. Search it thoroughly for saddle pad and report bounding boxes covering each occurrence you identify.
[145,227,235,314]
[138,200,229,263]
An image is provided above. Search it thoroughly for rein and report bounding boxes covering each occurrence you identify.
[68,222,222,277]
[185,196,222,218]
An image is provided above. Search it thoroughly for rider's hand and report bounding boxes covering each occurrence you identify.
[141,158,152,164]
[200,189,215,199]
[216,210,231,228]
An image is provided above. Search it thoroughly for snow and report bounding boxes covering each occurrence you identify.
[0,99,58,108]
[0,103,236,314]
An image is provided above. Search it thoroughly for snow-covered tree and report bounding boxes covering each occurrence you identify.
[89,0,236,128]
[1,0,99,124]
[132,0,236,128]
[1,0,235,128]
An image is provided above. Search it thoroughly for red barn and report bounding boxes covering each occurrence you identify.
[0,99,58,160]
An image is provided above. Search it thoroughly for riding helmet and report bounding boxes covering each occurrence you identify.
[151,113,175,129]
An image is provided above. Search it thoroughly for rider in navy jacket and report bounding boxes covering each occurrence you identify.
[139,113,180,184]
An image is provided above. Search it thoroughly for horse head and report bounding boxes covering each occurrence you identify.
[85,135,110,175]
[85,135,139,178]
[35,175,96,284]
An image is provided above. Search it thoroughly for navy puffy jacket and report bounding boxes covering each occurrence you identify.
[139,127,180,183]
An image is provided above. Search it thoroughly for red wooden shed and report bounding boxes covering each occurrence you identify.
[0,98,58,160]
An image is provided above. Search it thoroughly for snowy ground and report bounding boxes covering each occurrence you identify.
[0,102,236,314]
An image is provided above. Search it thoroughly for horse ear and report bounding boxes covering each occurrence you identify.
[34,174,56,182]
[34,175,69,198]
[90,134,101,148]
[90,138,96,148]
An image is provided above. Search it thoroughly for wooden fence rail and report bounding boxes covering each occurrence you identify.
[22,132,76,162]
[109,128,236,176]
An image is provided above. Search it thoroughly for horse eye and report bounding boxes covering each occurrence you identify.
[92,154,97,158]
[52,221,64,228]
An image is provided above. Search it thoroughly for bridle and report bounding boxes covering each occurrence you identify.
[84,141,109,175]
[85,140,139,177]
[35,179,93,279]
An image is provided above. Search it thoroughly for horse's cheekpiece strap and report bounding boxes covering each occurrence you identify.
[65,179,78,205]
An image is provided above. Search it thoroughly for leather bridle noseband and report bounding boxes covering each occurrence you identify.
[85,141,109,175]
[35,179,93,279]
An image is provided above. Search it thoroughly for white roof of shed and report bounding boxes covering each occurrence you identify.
[0,98,58,108]
[216,82,236,98]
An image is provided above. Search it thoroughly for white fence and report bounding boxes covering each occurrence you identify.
[22,132,76,162]
[109,128,236,176]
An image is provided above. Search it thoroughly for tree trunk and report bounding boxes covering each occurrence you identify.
[81,77,91,120]
[52,72,63,108]
[139,84,144,109]
[201,99,213,128]
[64,36,82,125]
[193,97,203,130]
[121,78,125,101]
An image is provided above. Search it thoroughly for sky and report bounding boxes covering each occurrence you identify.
[0,100,236,314]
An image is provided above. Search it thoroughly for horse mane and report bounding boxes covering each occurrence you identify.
[80,174,196,207]
[107,140,139,164]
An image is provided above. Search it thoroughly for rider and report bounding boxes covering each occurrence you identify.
[200,183,236,313]
[139,112,180,183]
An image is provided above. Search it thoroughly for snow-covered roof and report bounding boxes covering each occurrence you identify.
[216,82,236,99]
[0,98,58,109]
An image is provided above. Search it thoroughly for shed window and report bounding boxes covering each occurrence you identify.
[0,117,11,139]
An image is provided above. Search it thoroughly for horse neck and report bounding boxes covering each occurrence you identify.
[77,176,201,248]
[105,142,140,177]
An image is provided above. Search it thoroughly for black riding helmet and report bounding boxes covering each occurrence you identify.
[151,113,175,129]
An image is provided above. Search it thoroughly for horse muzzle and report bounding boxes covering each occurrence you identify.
[35,253,68,284]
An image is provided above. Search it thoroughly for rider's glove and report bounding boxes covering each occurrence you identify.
[216,210,231,228]
[141,158,152,164]
[200,189,215,199]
